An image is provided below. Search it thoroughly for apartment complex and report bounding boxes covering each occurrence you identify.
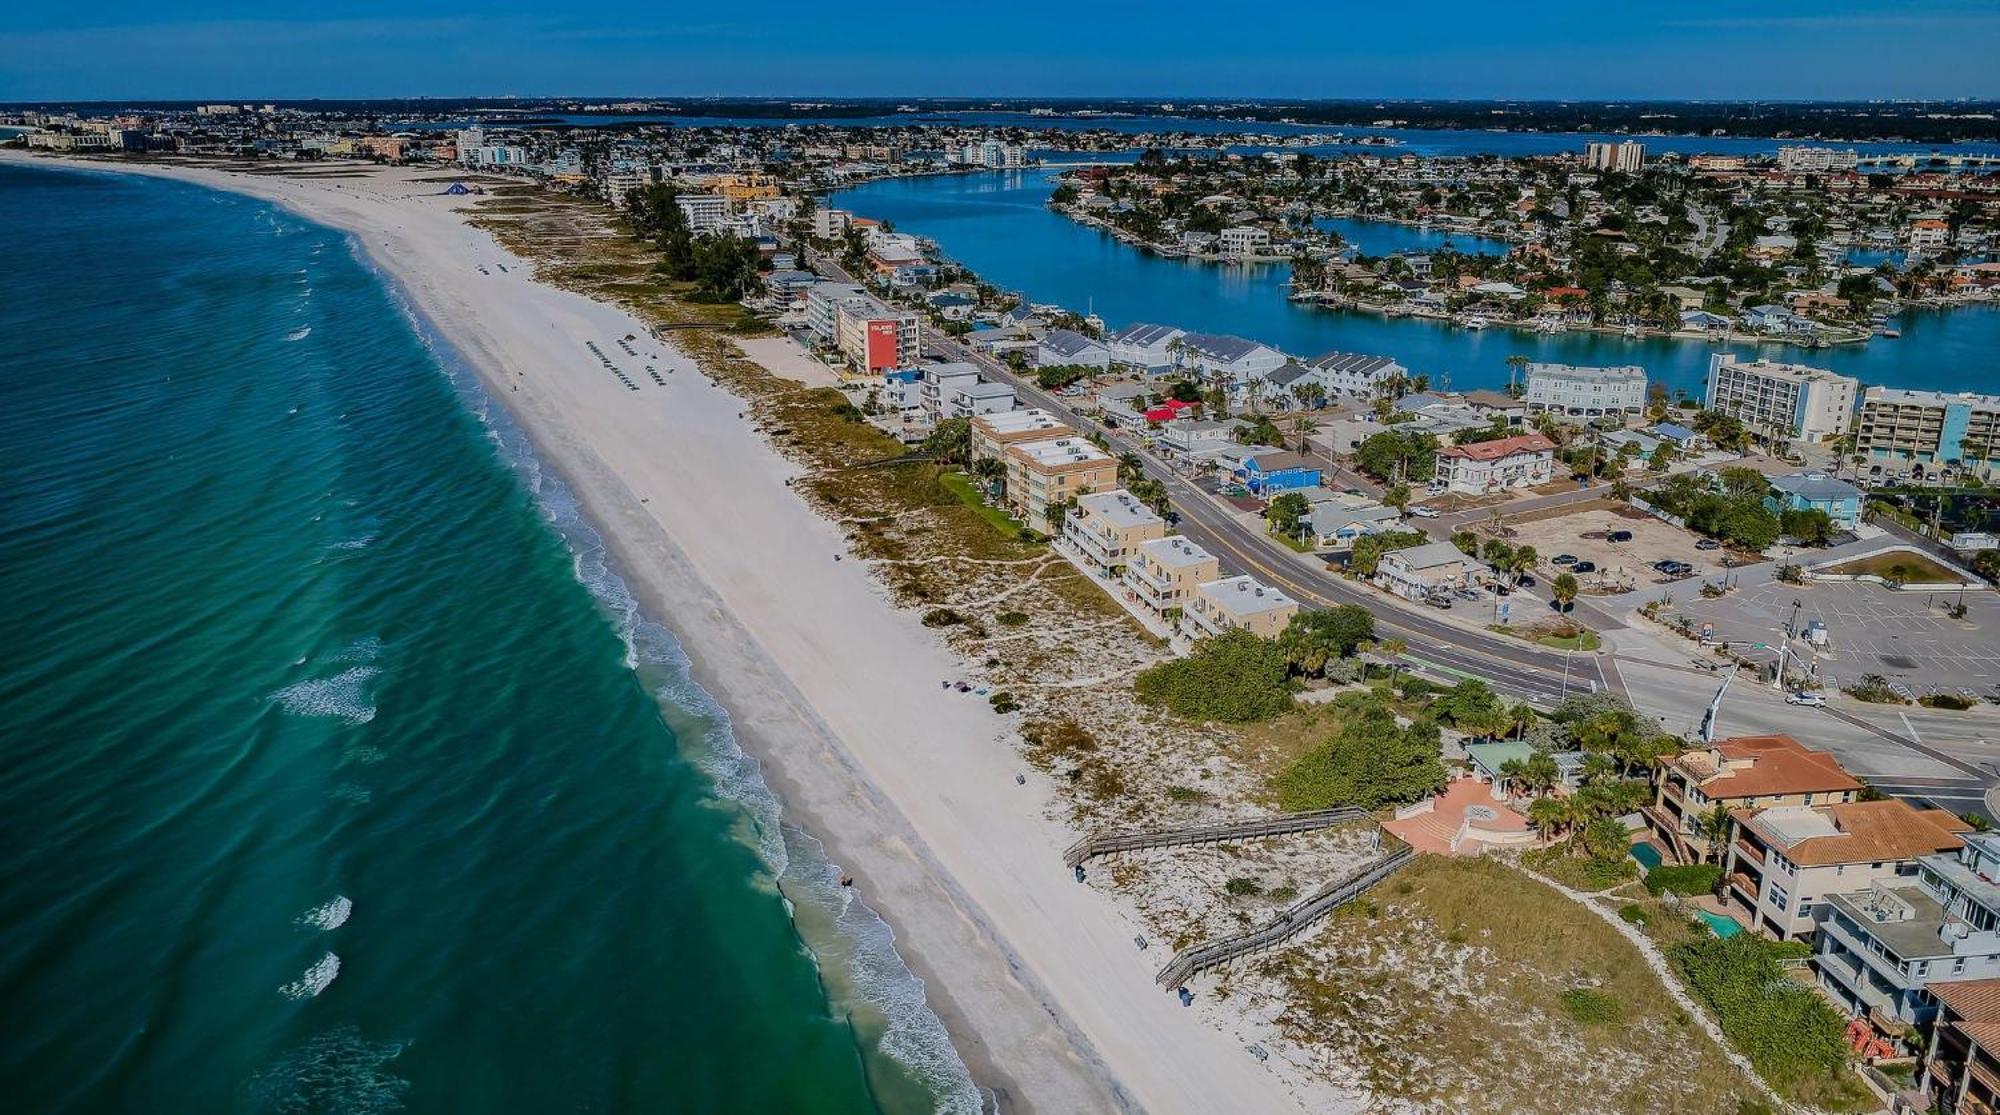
[1777,146,1860,173]
[1123,536,1222,623]
[1704,353,1858,444]
[1720,800,1967,941]
[1180,576,1299,641]
[970,409,1070,463]
[1815,832,2000,1031]
[1003,437,1117,527]
[833,298,921,377]
[1521,363,1647,416]
[1645,734,1863,864]
[1432,433,1557,494]
[1583,140,1644,173]
[1062,490,1167,578]
[1856,387,2000,482]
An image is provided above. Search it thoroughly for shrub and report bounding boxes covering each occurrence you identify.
[1272,708,1446,811]
[1921,692,1976,710]
[1164,785,1210,803]
[1268,884,1300,903]
[1644,863,1723,897]
[1618,903,1649,925]
[1846,674,1907,704]
[996,610,1030,627]
[988,691,1021,714]
[1224,877,1263,897]
[1670,935,1855,1099]
[921,608,966,628]
[1523,847,1638,892]
[1559,987,1623,1025]
[1135,629,1294,722]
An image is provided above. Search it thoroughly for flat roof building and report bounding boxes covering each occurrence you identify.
[1705,353,1857,446]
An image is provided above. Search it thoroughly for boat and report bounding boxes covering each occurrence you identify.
[1875,327,1902,339]
[1623,324,1639,338]
[1461,315,1488,331]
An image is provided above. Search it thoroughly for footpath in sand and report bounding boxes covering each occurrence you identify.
[4,154,1345,1115]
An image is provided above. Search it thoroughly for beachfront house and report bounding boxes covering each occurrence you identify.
[1374,540,1470,600]
[1036,329,1111,371]
[1765,472,1864,532]
[1123,536,1222,623]
[1233,451,1322,495]
[1720,799,1968,942]
[1105,323,1186,375]
[970,409,1071,464]
[1062,489,1167,579]
[1916,979,2000,1113]
[1464,741,1587,798]
[1813,831,2000,1033]
[1176,332,1288,387]
[1643,734,1863,866]
[1156,418,1246,464]
[1180,576,1299,642]
[1432,433,1558,494]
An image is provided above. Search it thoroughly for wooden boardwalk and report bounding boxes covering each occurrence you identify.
[1061,807,1373,869]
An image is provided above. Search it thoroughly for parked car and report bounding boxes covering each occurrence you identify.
[1785,691,1827,707]
[1572,560,1597,574]
[1424,594,1453,609]
[1607,530,1634,543]
[1517,573,1537,588]
[1552,554,1579,567]
[1409,506,1440,519]
[1695,538,1722,551]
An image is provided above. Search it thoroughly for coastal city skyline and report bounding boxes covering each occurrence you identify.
[7,10,2000,1115]
[4,2,2000,100]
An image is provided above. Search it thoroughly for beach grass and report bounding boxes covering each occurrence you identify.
[937,472,1027,537]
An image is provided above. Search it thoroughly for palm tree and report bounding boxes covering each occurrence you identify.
[1379,636,1408,659]
[1695,804,1733,864]
[1552,572,1580,613]
[1505,354,1530,398]
[1527,796,1573,841]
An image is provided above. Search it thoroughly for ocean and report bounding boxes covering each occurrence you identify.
[0,162,975,1114]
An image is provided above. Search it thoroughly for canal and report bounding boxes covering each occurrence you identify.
[831,167,2000,399]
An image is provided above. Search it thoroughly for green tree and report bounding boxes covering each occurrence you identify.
[1526,795,1573,838]
[1277,606,1376,675]
[922,417,972,465]
[1135,630,1294,722]
[1266,491,1312,539]
[1552,572,1580,613]
[1273,705,1446,810]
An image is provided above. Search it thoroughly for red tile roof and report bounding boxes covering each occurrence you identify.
[1437,433,1557,463]
[1936,980,2000,1024]
[1676,734,1863,799]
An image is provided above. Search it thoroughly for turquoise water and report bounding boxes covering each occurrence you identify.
[1629,842,1665,872]
[1695,911,1744,939]
[0,164,973,1113]
[1312,216,1509,257]
[833,168,2000,398]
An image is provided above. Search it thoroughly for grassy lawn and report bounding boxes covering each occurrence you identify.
[1271,857,1754,1114]
[1268,530,1315,553]
[937,471,1028,538]
[1488,623,1602,651]
[1824,550,1966,583]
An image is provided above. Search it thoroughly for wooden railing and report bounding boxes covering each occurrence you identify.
[1062,807,1372,869]
[1154,839,1416,989]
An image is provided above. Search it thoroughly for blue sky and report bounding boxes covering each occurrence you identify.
[2,1,1996,102]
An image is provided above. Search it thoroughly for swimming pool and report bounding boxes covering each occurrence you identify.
[1696,910,1744,939]
[1629,842,1664,871]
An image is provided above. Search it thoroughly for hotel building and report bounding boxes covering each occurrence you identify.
[1521,363,1647,416]
[970,409,1071,463]
[1704,354,1858,445]
[1003,437,1117,528]
[1855,388,2000,482]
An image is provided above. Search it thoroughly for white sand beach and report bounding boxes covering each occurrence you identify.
[6,153,1344,1115]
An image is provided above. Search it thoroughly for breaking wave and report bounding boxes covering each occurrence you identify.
[279,952,340,1000]
[250,1026,408,1115]
[297,896,353,931]
[270,667,379,725]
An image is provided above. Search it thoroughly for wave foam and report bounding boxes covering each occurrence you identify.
[279,952,341,999]
[270,667,379,724]
[297,896,353,931]
[286,325,313,342]
[251,1025,408,1114]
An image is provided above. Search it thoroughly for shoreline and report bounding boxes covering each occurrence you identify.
[7,152,1328,1115]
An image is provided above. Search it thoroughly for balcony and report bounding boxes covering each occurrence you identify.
[1734,838,1766,867]
[1728,872,1759,900]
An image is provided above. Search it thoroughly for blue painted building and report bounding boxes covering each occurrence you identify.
[1765,471,1864,531]
[1857,387,2000,482]
[1234,451,1323,494]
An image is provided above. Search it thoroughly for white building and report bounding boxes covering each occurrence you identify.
[1177,332,1289,387]
[1777,146,1860,173]
[813,207,852,239]
[1218,226,1272,256]
[1705,353,1858,445]
[675,193,729,235]
[1105,322,1186,375]
[1433,433,1558,494]
[1303,350,1407,398]
[805,283,870,346]
[1522,363,1648,417]
[1583,140,1645,173]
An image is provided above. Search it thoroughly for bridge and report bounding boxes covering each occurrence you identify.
[1854,153,2000,168]
[1154,839,1416,988]
[1062,807,1373,869]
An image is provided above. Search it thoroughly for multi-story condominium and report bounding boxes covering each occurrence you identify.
[804,282,869,346]
[1180,576,1299,641]
[1777,145,1860,172]
[1003,437,1117,528]
[1432,433,1557,494]
[1705,353,1858,445]
[916,363,983,422]
[1645,734,1863,865]
[1583,140,1644,172]
[1124,536,1222,623]
[812,207,852,239]
[1176,332,1289,386]
[970,409,1071,463]
[1217,226,1272,256]
[1521,363,1647,416]
[1720,800,1968,941]
[674,193,729,235]
[1303,350,1407,399]
[1062,490,1167,578]
[1856,387,2000,482]
[1912,219,1953,251]
[1814,832,2000,1032]
[1916,978,2000,1115]
[834,299,921,377]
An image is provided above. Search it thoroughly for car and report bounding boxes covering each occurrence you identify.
[1516,573,1537,588]
[1785,691,1827,707]
[1650,559,1678,572]
[1572,560,1597,574]
[1552,554,1578,566]
[1424,595,1453,609]
[1695,538,1722,551]
[1607,530,1634,543]
[1409,505,1440,519]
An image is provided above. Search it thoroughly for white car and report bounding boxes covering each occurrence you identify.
[1785,691,1827,707]
[1409,506,1440,519]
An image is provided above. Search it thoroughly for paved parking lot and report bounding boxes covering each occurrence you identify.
[1497,505,1723,595]
[1671,578,2000,699]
